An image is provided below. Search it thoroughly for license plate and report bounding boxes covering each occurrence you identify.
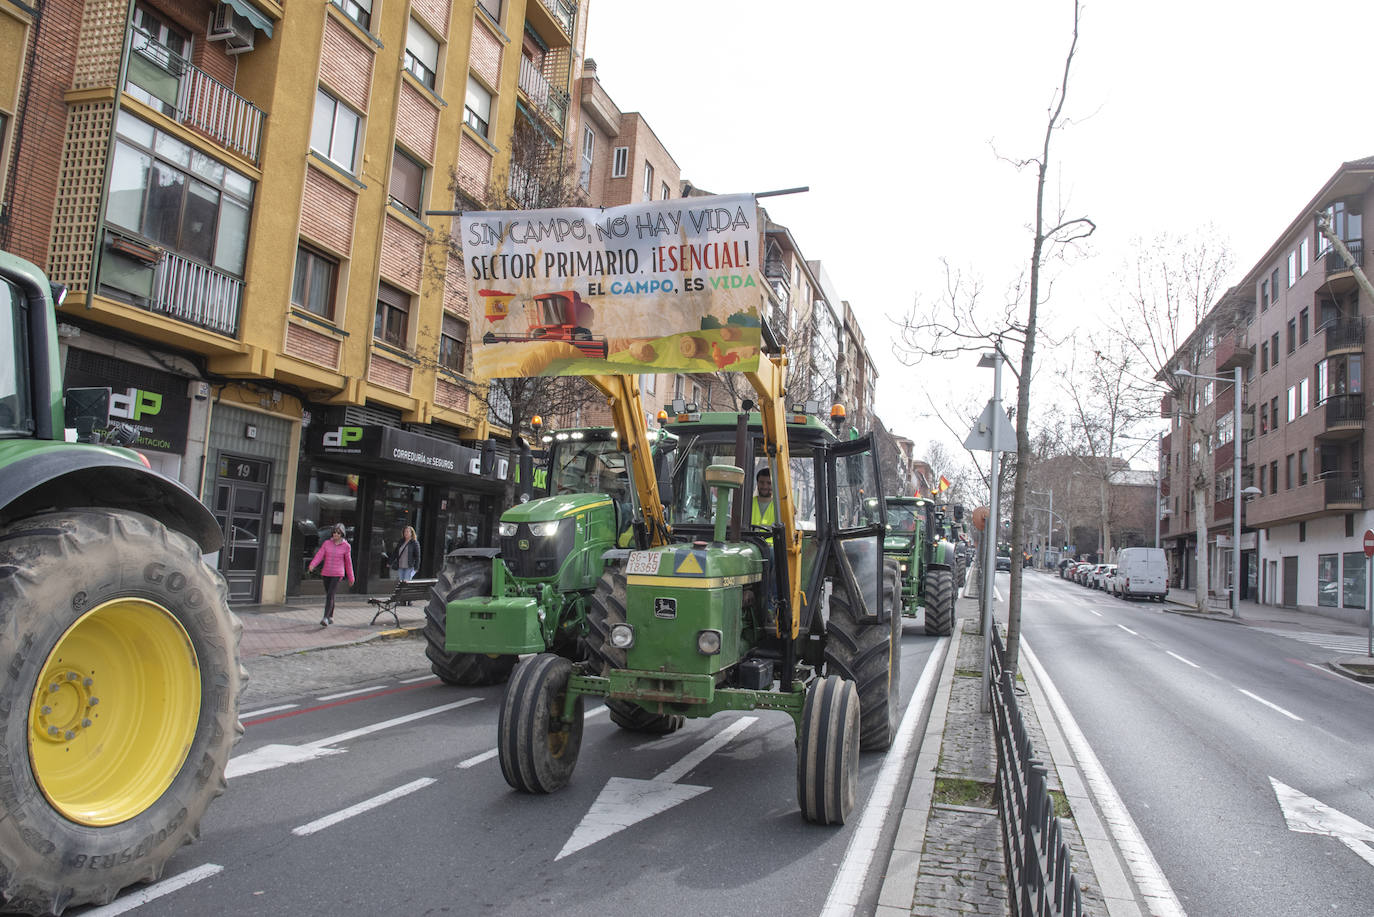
[625,551,659,575]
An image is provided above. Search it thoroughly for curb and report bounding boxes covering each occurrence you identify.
[1329,656,1374,683]
[256,623,423,659]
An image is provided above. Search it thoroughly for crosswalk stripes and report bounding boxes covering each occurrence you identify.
[1253,627,1372,656]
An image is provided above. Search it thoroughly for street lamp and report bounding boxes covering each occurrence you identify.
[1175,366,1244,615]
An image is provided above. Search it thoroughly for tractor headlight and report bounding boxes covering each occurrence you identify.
[498,521,518,537]
[696,629,722,655]
[609,623,635,649]
[899,562,908,574]
[528,520,561,537]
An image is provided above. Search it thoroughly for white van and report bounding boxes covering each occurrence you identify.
[1115,547,1167,601]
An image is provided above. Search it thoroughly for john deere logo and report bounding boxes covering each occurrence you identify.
[322,426,364,447]
[654,597,677,619]
[518,538,530,550]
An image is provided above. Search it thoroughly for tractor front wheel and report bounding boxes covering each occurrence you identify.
[922,567,955,637]
[498,653,583,793]
[0,511,244,915]
[424,559,518,686]
[797,674,860,824]
[585,571,684,734]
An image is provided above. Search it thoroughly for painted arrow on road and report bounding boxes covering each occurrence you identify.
[555,716,758,861]
[1271,777,1374,867]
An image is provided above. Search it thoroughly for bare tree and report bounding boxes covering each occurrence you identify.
[896,0,1092,675]
[1116,230,1235,609]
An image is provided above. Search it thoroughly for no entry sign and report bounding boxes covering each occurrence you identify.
[1365,529,1374,558]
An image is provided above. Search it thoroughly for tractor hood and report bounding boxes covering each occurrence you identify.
[884,534,914,552]
[500,492,613,524]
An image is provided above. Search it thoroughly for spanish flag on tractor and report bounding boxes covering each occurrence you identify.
[937,475,952,494]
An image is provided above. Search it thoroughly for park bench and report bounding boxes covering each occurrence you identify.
[368,577,437,626]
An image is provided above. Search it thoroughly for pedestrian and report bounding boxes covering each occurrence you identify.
[308,523,354,626]
[391,525,420,583]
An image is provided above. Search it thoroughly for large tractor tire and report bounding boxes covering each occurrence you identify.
[585,571,684,734]
[0,510,244,915]
[498,653,583,793]
[424,559,518,686]
[797,674,860,824]
[823,576,900,752]
[923,567,955,637]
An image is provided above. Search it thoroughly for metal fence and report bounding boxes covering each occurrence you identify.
[990,627,1083,917]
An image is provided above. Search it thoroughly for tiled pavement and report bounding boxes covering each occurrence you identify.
[233,592,428,658]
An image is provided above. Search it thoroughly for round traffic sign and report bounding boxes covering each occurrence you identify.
[1364,529,1374,558]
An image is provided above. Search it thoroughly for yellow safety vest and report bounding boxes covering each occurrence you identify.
[751,497,775,528]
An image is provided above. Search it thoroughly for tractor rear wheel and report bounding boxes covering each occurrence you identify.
[0,510,244,915]
[424,559,518,686]
[823,577,900,752]
[923,567,955,637]
[797,674,860,824]
[498,653,583,793]
[585,571,684,734]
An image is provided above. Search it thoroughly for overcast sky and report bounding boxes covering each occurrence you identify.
[583,0,1374,461]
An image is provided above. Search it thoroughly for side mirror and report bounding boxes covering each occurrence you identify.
[952,504,965,522]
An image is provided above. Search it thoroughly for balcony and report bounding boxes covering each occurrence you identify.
[518,54,569,133]
[126,28,264,162]
[1214,331,1253,372]
[150,251,241,336]
[1316,392,1365,441]
[1323,316,1365,355]
[1324,238,1363,276]
[524,0,575,48]
[1324,472,1364,509]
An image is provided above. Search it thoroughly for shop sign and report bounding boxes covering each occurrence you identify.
[63,358,190,454]
[310,424,493,479]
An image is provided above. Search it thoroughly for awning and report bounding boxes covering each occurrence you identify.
[223,0,273,37]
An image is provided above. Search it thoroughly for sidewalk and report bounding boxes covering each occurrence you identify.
[232,592,427,658]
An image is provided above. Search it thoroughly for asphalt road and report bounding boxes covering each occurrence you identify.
[1018,572,1374,917]
[72,624,945,917]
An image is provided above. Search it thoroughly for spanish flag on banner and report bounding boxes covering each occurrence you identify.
[936,475,952,494]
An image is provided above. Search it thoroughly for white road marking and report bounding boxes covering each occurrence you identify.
[456,706,608,770]
[293,778,436,837]
[1088,609,1102,617]
[1272,777,1374,868]
[555,716,757,860]
[227,699,480,778]
[82,864,223,916]
[1116,624,1139,636]
[1022,642,1186,917]
[400,674,438,684]
[820,640,948,917]
[1165,651,1199,669]
[1235,688,1302,721]
[317,685,388,701]
[240,704,297,719]
[1254,627,1374,656]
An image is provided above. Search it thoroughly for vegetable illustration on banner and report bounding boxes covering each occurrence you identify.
[461,193,764,379]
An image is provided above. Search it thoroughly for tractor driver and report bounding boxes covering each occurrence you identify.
[751,467,776,529]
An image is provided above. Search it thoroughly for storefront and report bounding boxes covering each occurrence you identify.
[289,420,512,597]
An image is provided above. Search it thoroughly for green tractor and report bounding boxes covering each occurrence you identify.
[424,424,678,697]
[465,363,901,824]
[0,251,243,914]
[882,496,960,637]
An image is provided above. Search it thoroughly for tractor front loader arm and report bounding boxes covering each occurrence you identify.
[588,374,671,547]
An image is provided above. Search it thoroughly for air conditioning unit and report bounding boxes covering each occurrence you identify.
[208,3,255,53]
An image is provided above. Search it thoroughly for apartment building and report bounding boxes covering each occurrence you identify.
[1161,156,1374,619]
[0,0,587,602]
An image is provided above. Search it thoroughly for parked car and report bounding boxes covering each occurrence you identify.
[1074,562,1095,584]
[995,554,1012,571]
[1089,563,1112,589]
[1115,547,1168,601]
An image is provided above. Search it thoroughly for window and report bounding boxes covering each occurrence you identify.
[1300,237,1310,276]
[1261,341,1268,372]
[1299,308,1309,345]
[389,147,424,216]
[1260,406,1269,435]
[333,0,371,30]
[1271,332,1280,364]
[1299,448,1308,486]
[1218,410,1233,444]
[1319,201,1363,250]
[1299,521,1306,542]
[1298,377,1309,416]
[1258,465,1266,493]
[476,0,501,21]
[1287,385,1297,422]
[374,282,410,347]
[661,181,671,201]
[1348,514,1356,538]
[1344,552,1367,608]
[1317,359,1327,402]
[1286,454,1294,489]
[0,272,34,436]
[439,315,467,372]
[126,6,192,117]
[1271,267,1281,300]
[1318,554,1338,606]
[464,77,492,137]
[1287,251,1297,287]
[611,146,628,178]
[1287,319,1296,354]
[642,162,654,202]
[311,89,360,172]
[640,373,655,395]
[291,244,337,318]
[105,112,253,276]
[1270,397,1278,431]
[1260,278,1269,311]
[1269,460,1278,495]
[1204,381,1214,405]
[579,127,594,190]
[404,19,439,90]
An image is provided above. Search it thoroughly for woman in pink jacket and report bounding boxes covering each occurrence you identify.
[308,523,355,626]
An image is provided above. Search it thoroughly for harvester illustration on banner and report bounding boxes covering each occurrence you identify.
[480,289,609,359]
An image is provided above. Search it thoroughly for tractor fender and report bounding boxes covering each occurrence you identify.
[0,449,221,552]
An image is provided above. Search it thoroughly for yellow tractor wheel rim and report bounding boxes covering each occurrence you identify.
[29,599,201,826]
